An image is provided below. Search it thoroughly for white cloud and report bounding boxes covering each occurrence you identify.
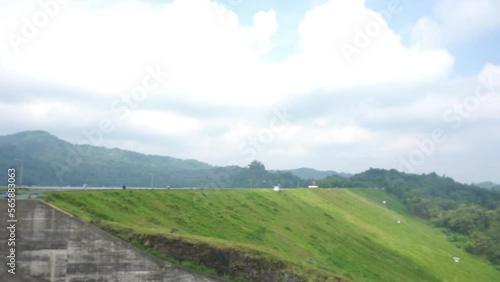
[0,0,280,105]
[282,0,454,91]
[311,126,374,145]
[0,0,454,107]
[411,0,500,48]
[0,100,100,129]
[128,110,201,135]
[1,0,499,182]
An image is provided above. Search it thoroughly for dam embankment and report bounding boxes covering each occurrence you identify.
[0,199,224,282]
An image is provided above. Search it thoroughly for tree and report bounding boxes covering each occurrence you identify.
[248,160,266,172]
[441,204,488,235]
[465,232,493,256]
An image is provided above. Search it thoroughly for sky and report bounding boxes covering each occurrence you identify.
[0,0,499,184]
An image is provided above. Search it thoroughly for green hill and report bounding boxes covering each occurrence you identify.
[0,130,211,186]
[323,169,500,265]
[287,168,352,180]
[476,182,500,191]
[43,189,500,281]
[0,131,305,188]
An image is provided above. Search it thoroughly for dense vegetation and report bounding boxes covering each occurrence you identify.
[0,130,210,186]
[476,181,500,190]
[43,189,500,282]
[319,168,500,265]
[286,167,352,179]
[0,131,307,188]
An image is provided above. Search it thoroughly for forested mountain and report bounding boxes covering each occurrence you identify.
[287,167,352,180]
[0,131,306,188]
[0,131,211,187]
[475,181,500,190]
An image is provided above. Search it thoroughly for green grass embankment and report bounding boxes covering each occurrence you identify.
[43,189,500,281]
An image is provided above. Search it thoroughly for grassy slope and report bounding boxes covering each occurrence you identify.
[43,189,499,282]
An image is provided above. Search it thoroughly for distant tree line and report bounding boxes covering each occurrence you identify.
[205,161,308,188]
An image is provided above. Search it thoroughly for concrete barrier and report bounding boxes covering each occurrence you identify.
[0,200,224,282]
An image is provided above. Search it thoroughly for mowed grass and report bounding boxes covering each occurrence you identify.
[43,189,500,281]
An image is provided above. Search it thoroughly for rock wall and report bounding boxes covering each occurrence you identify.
[135,234,305,282]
